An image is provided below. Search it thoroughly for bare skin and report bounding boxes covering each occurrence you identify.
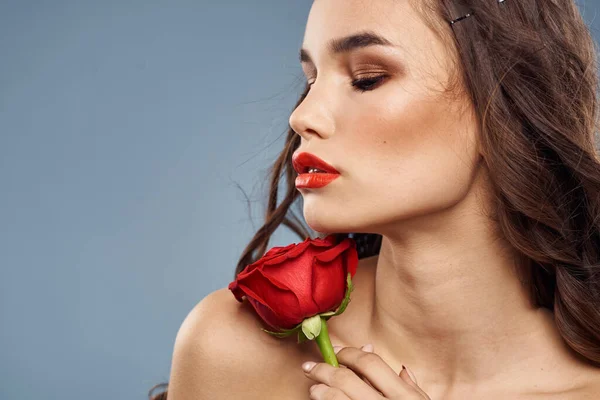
[168,0,600,398]
[168,255,599,399]
[218,254,600,399]
[282,0,600,398]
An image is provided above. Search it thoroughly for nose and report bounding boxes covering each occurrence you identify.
[288,85,334,141]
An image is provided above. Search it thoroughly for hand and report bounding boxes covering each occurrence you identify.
[302,344,431,399]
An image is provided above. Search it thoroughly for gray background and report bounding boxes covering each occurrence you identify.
[1,1,599,399]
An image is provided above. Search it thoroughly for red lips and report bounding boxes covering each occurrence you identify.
[292,152,340,175]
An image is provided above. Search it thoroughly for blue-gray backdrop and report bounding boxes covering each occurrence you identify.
[1,1,599,399]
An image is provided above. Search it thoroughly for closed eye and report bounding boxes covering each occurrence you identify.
[351,75,388,92]
[302,74,388,99]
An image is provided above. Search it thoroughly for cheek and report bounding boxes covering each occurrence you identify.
[345,93,480,216]
[301,85,480,234]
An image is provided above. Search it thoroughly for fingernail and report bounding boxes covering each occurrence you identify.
[302,361,316,373]
[406,366,417,384]
[401,365,417,384]
[361,343,374,353]
[333,345,343,354]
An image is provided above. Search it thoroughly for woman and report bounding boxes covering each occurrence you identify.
[151,0,600,398]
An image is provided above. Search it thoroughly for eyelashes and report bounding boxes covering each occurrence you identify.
[351,75,387,92]
[303,74,388,97]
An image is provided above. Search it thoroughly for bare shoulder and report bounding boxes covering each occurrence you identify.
[167,256,380,399]
[168,288,307,400]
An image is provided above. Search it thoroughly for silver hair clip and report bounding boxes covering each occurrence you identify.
[449,10,475,25]
[449,0,507,26]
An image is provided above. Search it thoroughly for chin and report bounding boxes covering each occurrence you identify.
[305,221,336,235]
[304,215,361,236]
[303,215,338,234]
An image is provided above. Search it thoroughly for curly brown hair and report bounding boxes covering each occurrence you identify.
[150,0,600,397]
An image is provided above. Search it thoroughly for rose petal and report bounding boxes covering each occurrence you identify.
[263,243,296,259]
[346,245,359,278]
[246,297,289,330]
[263,262,319,313]
[311,258,346,311]
[238,269,304,326]
[314,241,350,263]
[229,235,359,329]
[286,240,312,258]
[309,236,336,248]
[228,280,245,302]
[239,283,301,328]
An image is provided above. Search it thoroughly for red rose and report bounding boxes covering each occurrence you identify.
[228,234,358,331]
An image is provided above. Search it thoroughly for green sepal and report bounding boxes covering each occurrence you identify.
[297,328,310,344]
[261,328,296,338]
[321,272,354,321]
[335,272,355,316]
[301,314,322,340]
[261,320,303,338]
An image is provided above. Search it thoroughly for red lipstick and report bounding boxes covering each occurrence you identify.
[292,152,341,189]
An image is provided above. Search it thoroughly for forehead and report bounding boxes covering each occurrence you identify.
[302,0,442,64]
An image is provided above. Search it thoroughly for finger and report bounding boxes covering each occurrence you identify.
[362,375,381,394]
[406,367,418,385]
[302,361,381,399]
[335,345,382,395]
[399,366,430,398]
[309,383,351,400]
[334,346,419,398]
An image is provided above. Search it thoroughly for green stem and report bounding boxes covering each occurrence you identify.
[314,316,339,367]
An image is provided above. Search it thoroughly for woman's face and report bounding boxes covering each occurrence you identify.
[289,0,482,235]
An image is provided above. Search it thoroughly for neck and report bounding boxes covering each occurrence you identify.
[363,189,567,390]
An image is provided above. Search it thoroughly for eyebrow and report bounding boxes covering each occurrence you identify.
[299,30,395,64]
